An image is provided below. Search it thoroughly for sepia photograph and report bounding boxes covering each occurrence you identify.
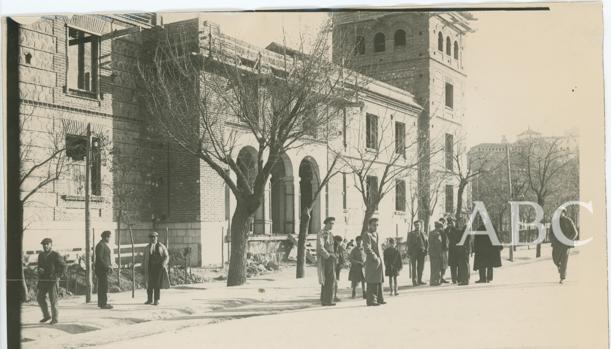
[3,2,608,348]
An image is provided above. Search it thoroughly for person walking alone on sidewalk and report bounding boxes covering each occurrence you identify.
[383,238,402,296]
[362,217,385,306]
[95,230,114,309]
[348,236,366,299]
[551,208,578,284]
[407,220,427,286]
[143,232,170,305]
[317,217,337,306]
[37,238,66,325]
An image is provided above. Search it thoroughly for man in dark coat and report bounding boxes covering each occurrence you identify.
[473,220,502,283]
[37,238,66,324]
[407,220,427,286]
[454,217,471,285]
[446,217,460,284]
[428,221,444,286]
[551,209,578,283]
[333,235,345,302]
[362,217,385,306]
[95,230,114,309]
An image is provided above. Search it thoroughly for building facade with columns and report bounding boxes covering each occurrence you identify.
[12,11,473,266]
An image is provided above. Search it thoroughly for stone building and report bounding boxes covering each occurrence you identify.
[331,11,474,228]
[12,11,473,266]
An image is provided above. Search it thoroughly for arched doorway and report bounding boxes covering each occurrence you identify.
[299,157,321,235]
[236,146,264,234]
[271,153,295,234]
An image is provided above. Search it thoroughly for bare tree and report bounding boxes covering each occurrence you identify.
[19,112,69,301]
[106,136,158,297]
[514,135,578,257]
[295,154,342,278]
[340,114,423,235]
[137,19,358,286]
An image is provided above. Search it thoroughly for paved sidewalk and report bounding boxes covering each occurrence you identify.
[20,244,556,349]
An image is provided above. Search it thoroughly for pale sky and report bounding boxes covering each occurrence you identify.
[163,4,603,147]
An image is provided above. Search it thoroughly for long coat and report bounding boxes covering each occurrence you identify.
[143,242,171,289]
[473,234,502,270]
[447,226,465,267]
[316,229,335,285]
[428,229,444,258]
[362,231,384,283]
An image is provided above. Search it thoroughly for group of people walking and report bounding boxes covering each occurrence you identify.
[35,231,170,324]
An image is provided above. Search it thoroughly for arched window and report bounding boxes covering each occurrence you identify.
[394,30,406,48]
[453,41,459,59]
[374,32,385,52]
[437,32,443,51]
[355,35,365,55]
[446,37,451,55]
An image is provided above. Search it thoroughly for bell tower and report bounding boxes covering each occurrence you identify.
[332,11,474,227]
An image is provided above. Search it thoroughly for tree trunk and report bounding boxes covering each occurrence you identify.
[227,203,253,286]
[296,208,312,279]
[361,206,376,236]
[117,211,121,287]
[456,181,466,221]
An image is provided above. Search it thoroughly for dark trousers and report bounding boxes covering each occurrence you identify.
[440,251,448,279]
[320,258,336,305]
[429,256,442,286]
[552,247,570,280]
[366,282,384,305]
[457,257,470,285]
[449,265,458,283]
[96,270,109,306]
[37,281,58,321]
[410,253,425,285]
[478,267,494,282]
[147,264,162,302]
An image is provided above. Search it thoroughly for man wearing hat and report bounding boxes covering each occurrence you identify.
[95,230,114,309]
[317,217,337,306]
[143,232,170,305]
[362,217,385,306]
[37,238,66,324]
[407,220,428,286]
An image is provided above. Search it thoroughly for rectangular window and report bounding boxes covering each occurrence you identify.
[65,134,101,196]
[395,179,406,212]
[67,27,100,94]
[366,175,379,210]
[342,173,347,210]
[445,184,454,214]
[445,133,454,171]
[445,83,454,109]
[395,121,406,156]
[366,113,378,149]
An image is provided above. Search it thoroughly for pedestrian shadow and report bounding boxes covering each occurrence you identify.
[21,322,99,334]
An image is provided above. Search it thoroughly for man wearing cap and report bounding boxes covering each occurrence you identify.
[407,220,428,286]
[143,232,170,305]
[362,217,385,306]
[37,238,66,324]
[317,217,337,306]
[95,230,114,309]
